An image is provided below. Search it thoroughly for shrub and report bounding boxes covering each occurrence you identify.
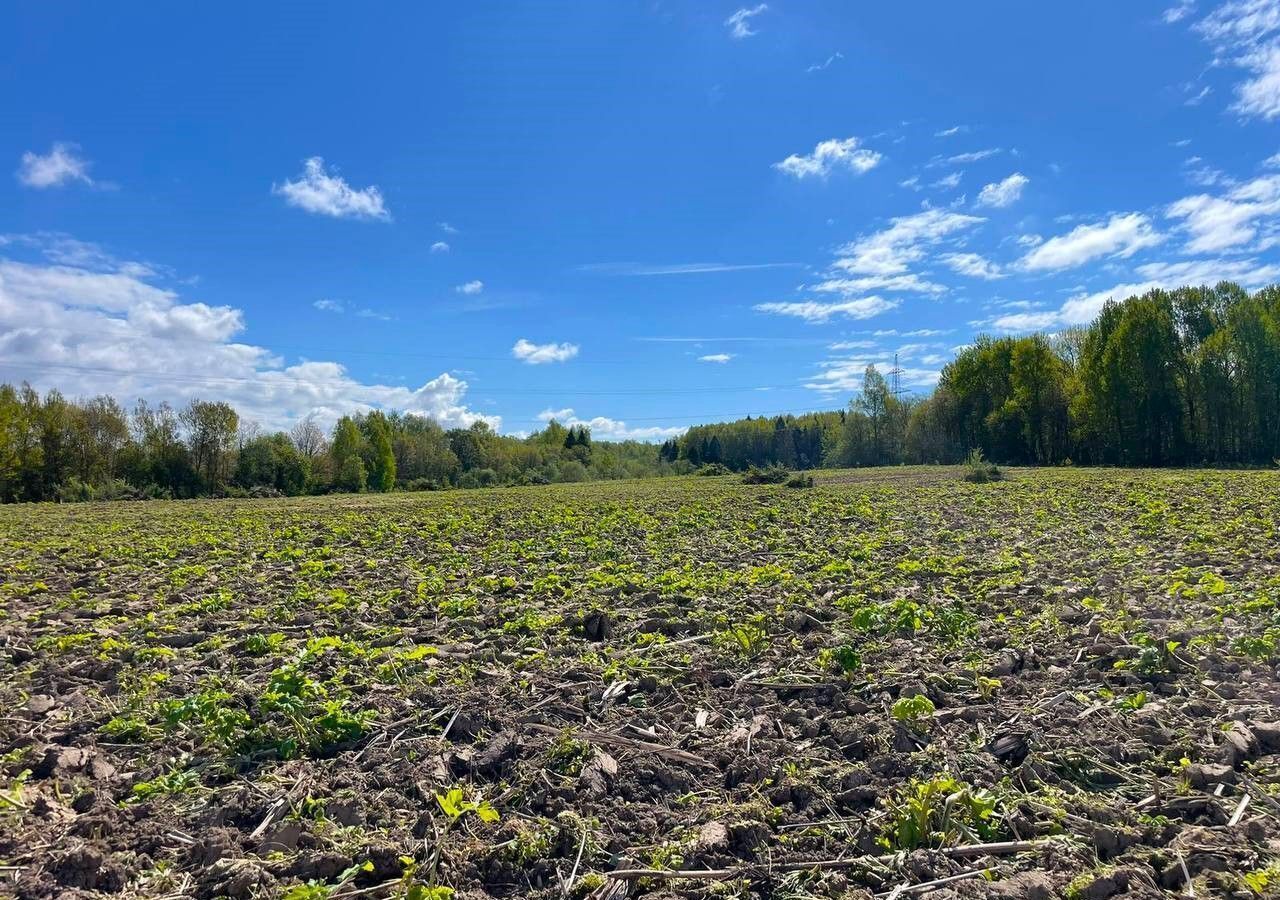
[697,463,730,476]
[404,478,441,492]
[741,464,792,485]
[962,449,1003,483]
[785,473,814,488]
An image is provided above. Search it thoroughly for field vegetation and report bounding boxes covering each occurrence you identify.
[2,467,1280,898]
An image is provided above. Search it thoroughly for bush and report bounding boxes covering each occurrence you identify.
[248,485,284,499]
[697,463,730,476]
[785,473,814,488]
[741,464,792,485]
[403,477,441,492]
[962,449,1003,483]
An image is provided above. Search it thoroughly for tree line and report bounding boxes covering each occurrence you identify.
[2,282,1277,502]
[660,282,1280,470]
[0,388,677,502]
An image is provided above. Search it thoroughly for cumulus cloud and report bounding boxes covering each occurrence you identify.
[1166,173,1280,252]
[992,256,1280,333]
[512,338,579,364]
[455,280,484,295]
[430,241,450,254]
[977,173,1029,208]
[774,137,882,179]
[537,407,684,441]
[938,252,1005,279]
[314,299,344,313]
[1019,213,1163,271]
[698,353,734,363]
[0,234,492,432]
[833,208,985,276]
[16,143,94,189]
[273,157,389,220]
[725,4,768,39]
[754,296,899,323]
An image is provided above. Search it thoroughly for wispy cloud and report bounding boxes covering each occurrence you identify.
[16,143,94,189]
[577,261,801,276]
[754,296,899,323]
[977,172,1029,207]
[273,157,389,220]
[455,279,484,295]
[698,353,734,363]
[513,338,579,364]
[930,148,1002,167]
[725,4,768,39]
[1019,213,1163,271]
[934,125,966,137]
[430,241,450,254]
[806,51,844,73]
[1191,0,1280,119]
[314,299,344,313]
[938,252,1005,279]
[1163,0,1196,24]
[774,137,882,179]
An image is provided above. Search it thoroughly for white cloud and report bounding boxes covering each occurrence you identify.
[805,358,940,393]
[828,340,879,350]
[578,261,800,276]
[811,273,947,295]
[1193,0,1280,119]
[512,338,579,364]
[455,280,484,295]
[938,252,1005,279]
[976,173,1029,208]
[698,353,734,363]
[1020,213,1163,271]
[314,299,344,313]
[725,4,768,39]
[439,222,459,234]
[774,137,882,179]
[1164,0,1196,23]
[16,143,93,189]
[537,407,684,441]
[931,148,1002,167]
[933,171,963,190]
[1166,173,1280,252]
[833,208,985,276]
[935,125,964,137]
[272,157,389,220]
[0,235,492,432]
[1185,84,1214,106]
[754,296,899,323]
[806,51,844,73]
[1134,256,1280,285]
[430,241,450,254]
[899,176,922,191]
[992,256,1280,333]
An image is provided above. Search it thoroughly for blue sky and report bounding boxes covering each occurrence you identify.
[4,1,1280,438]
